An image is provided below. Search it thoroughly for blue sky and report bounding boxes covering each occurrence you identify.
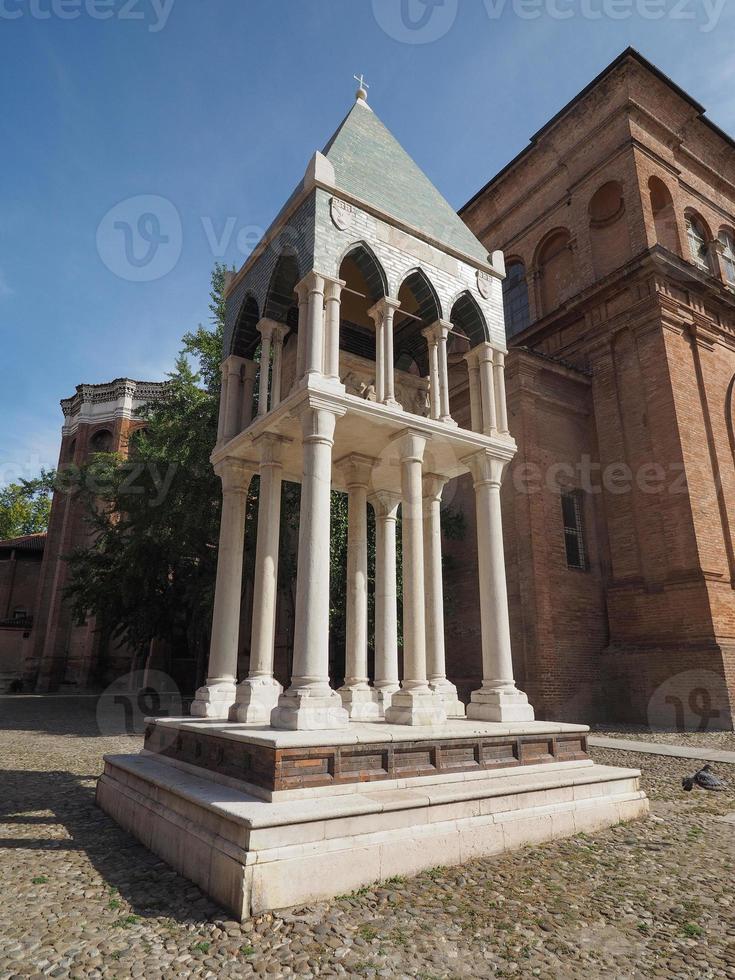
[1,0,734,483]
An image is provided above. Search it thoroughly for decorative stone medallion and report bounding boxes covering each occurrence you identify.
[330,197,355,231]
[476,269,493,299]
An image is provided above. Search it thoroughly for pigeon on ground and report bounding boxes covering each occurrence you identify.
[682,764,727,792]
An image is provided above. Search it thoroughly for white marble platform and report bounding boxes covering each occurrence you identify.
[97,747,648,918]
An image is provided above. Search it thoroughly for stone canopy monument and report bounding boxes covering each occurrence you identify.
[98,82,648,918]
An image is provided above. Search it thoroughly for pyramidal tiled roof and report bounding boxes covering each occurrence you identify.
[322,100,489,265]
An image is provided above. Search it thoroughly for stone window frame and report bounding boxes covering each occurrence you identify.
[560,488,587,572]
[684,209,714,275]
[502,258,531,338]
[717,227,735,289]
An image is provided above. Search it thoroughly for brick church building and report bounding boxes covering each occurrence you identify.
[452,49,735,728]
[5,49,734,728]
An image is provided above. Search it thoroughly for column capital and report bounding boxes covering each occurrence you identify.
[461,450,508,488]
[335,453,376,489]
[472,341,497,364]
[297,403,338,445]
[368,489,401,518]
[222,353,247,378]
[422,472,448,503]
[270,321,290,345]
[323,275,346,298]
[253,432,290,465]
[296,269,325,295]
[214,456,257,493]
[257,317,280,341]
[390,428,427,463]
[422,319,452,343]
[367,295,401,323]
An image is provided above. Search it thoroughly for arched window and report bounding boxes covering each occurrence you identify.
[537,230,575,316]
[502,261,530,337]
[588,181,625,226]
[394,269,442,375]
[718,228,735,287]
[685,212,712,273]
[89,429,113,453]
[338,243,388,360]
[648,177,680,254]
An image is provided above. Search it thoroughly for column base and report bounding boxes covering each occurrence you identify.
[466,687,535,723]
[384,688,447,726]
[338,685,383,721]
[229,677,283,724]
[190,679,237,719]
[374,684,400,712]
[271,689,350,731]
[430,680,466,719]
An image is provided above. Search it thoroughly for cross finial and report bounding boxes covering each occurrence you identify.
[354,73,369,103]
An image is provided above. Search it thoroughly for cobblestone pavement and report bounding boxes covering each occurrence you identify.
[2,697,735,979]
[591,724,735,753]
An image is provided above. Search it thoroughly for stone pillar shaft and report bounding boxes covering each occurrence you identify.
[304,272,325,381]
[324,278,344,381]
[385,432,446,726]
[224,356,244,441]
[478,346,497,436]
[270,325,288,409]
[256,321,273,418]
[230,437,286,723]
[295,282,308,383]
[191,458,255,717]
[466,354,482,433]
[240,359,257,430]
[464,452,534,723]
[273,406,348,730]
[493,350,509,435]
[369,298,401,408]
[423,475,465,717]
[371,492,400,703]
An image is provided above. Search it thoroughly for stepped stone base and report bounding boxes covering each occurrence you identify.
[97,718,648,918]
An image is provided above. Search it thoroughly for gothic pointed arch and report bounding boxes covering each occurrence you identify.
[338,242,389,360]
[263,252,301,324]
[449,290,488,350]
[394,268,442,374]
[230,293,260,357]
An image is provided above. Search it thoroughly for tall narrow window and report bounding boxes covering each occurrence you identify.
[685,213,712,273]
[718,228,735,287]
[561,490,587,571]
[502,260,530,337]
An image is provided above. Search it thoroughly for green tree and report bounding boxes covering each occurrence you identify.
[64,264,235,685]
[0,470,56,539]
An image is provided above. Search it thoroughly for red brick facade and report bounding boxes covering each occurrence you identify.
[458,49,735,729]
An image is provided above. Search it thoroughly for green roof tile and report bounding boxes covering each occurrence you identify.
[322,101,489,264]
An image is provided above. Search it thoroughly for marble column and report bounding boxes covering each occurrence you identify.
[324,276,345,383]
[338,455,381,719]
[463,451,534,722]
[191,457,256,718]
[295,280,309,384]
[478,343,498,436]
[422,326,441,421]
[368,297,401,409]
[216,360,229,446]
[230,434,288,723]
[464,350,482,434]
[370,490,401,710]
[423,474,465,717]
[272,405,349,730]
[223,355,246,442]
[256,320,274,418]
[436,320,453,424]
[270,323,289,409]
[240,359,257,431]
[385,432,446,726]
[302,271,326,385]
[493,350,509,436]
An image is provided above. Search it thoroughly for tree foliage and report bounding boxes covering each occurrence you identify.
[0,470,56,540]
